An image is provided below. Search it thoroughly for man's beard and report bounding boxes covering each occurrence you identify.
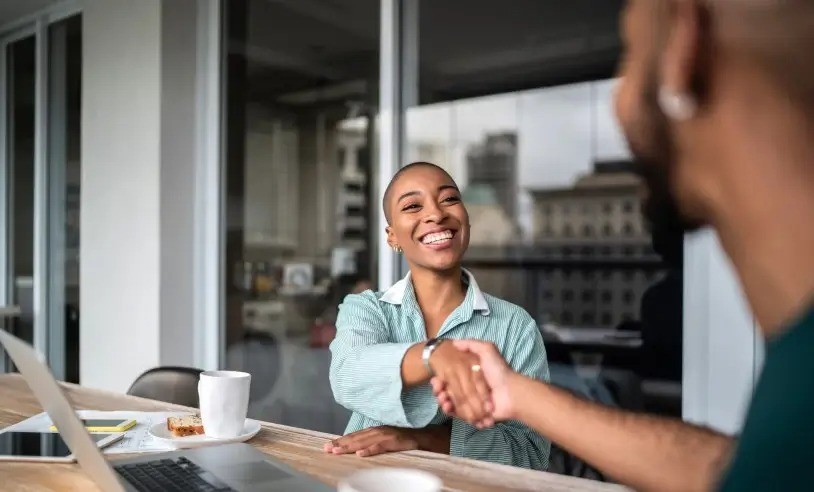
[629,79,704,256]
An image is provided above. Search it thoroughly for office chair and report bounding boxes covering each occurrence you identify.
[127,366,204,408]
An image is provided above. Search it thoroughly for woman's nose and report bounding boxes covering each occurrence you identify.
[423,203,447,223]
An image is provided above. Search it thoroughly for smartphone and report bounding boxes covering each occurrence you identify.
[0,431,123,462]
[50,418,137,433]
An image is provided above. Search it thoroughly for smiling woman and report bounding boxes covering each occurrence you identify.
[326,162,552,470]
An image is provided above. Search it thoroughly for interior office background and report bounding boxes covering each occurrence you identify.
[0,0,762,473]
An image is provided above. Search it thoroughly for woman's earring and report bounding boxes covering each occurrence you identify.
[391,245,402,254]
[658,86,698,121]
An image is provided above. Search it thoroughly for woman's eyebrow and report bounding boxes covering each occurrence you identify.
[397,190,421,203]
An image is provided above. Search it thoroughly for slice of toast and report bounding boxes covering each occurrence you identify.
[167,415,205,437]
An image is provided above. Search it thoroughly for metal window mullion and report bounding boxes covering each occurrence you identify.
[32,17,49,359]
[194,0,224,371]
[47,20,68,381]
[0,40,9,374]
[377,0,402,290]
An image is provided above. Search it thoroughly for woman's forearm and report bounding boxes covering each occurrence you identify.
[412,423,452,454]
[400,342,432,387]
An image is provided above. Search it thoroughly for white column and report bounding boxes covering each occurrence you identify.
[81,0,216,392]
[81,0,162,392]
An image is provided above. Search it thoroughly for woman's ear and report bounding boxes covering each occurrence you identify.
[385,225,396,248]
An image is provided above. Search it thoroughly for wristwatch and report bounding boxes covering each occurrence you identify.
[422,338,445,376]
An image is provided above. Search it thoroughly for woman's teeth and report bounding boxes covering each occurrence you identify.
[422,230,453,244]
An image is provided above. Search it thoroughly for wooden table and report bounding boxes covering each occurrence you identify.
[0,374,625,491]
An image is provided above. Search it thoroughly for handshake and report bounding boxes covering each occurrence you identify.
[427,339,520,428]
[323,339,526,458]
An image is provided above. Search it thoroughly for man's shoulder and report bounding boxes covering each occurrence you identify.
[721,307,814,491]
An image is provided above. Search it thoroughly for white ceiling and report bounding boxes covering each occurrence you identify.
[0,0,63,30]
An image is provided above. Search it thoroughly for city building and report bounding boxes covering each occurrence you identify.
[527,161,658,326]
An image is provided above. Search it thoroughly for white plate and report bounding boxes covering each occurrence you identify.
[148,420,262,449]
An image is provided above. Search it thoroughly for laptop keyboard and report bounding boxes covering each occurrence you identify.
[115,457,235,492]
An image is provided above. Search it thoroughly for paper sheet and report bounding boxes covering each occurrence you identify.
[2,410,190,454]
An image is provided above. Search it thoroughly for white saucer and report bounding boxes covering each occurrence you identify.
[148,420,262,449]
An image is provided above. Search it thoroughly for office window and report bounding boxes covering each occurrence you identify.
[400,0,682,427]
[222,0,379,434]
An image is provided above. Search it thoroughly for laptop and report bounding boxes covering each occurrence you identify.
[0,329,332,492]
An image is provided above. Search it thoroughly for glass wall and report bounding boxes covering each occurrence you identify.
[221,0,682,449]
[47,15,82,383]
[4,35,36,363]
[223,0,379,434]
[1,14,82,382]
[401,0,682,426]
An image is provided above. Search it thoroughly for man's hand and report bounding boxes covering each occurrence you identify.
[428,341,494,424]
[432,340,519,426]
[323,425,450,457]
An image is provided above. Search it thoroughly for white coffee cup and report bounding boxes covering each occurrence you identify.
[198,370,251,438]
[338,468,442,492]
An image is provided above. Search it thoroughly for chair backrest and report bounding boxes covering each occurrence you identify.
[127,366,203,408]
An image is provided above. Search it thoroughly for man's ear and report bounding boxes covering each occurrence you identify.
[660,0,704,103]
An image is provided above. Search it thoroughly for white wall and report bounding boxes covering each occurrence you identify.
[683,229,757,434]
[81,0,205,392]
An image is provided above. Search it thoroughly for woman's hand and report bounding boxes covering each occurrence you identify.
[323,425,450,457]
[428,341,493,424]
[432,340,519,426]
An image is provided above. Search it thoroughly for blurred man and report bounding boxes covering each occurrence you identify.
[433,1,814,490]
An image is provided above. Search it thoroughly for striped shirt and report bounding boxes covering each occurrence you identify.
[329,269,551,470]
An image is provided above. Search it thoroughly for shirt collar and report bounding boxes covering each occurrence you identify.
[379,268,491,316]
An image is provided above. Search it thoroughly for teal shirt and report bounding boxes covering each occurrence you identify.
[720,307,814,491]
[329,270,551,470]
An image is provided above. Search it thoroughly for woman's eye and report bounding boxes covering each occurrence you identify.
[443,196,460,203]
[402,203,420,211]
